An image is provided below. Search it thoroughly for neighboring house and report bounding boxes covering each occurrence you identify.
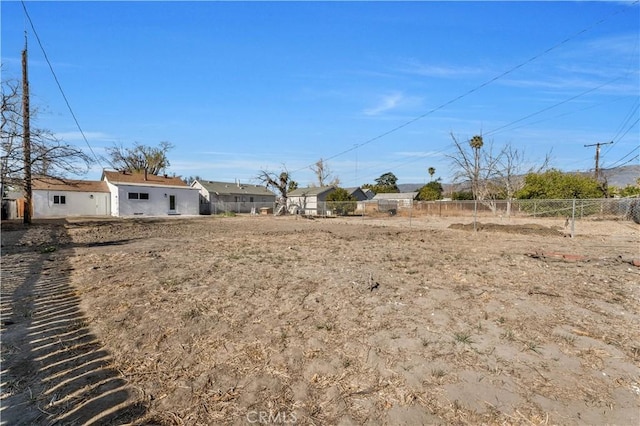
[288,186,337,216]
[344,187,369,201]
[32,177,111,218]
[191,179,276,214]
[372,192,419,207]
[102,170,199,217]
[1,186,25,220]
[361,188,375,200]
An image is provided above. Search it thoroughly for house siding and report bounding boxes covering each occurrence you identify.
[191,180,276,214]
[288,187,337,216]
[111,184,199,216]
[33,190,110,218]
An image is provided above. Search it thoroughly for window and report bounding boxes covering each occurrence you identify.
[250,197,254,203]
[128,192,149,200]
[53,195,66,204]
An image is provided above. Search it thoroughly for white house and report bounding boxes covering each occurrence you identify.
[288,186,337,216]
[191,179,276,214]
[372,192,419,208]
[32,177,111,218]
[102,170,199,217]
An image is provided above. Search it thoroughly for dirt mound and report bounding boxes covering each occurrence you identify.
[448,222,566,236]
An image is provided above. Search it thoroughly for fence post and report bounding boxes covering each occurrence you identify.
[409,201,413,228]
[473,199,478,231]
[571,199,576,238]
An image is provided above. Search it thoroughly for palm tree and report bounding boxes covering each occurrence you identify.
[469,135,484,231]
[428,167,436,181]
[469,135,483,199]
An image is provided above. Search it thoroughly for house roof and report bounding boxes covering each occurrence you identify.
[361,188,375,199]
[372,192,419,200]
[344,187,365,195]
[102,170,189,188]
[195,180,275,197]
[32,177,110,193]
[288,186,336,197]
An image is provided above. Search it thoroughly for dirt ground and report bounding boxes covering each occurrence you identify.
[1,214,639,425]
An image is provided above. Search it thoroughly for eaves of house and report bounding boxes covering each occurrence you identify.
[196,180,275,197]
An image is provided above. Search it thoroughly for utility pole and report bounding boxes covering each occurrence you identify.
[22,34,32,224]
[584,141,613,181]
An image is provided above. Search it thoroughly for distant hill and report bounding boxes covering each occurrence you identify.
[396,165,639,193]
[397,183,424,193]
[601,165,640,188]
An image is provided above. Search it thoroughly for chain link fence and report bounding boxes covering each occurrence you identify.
[204,201,277,215]
[285,197,639,236]
[204,197,640,232]
[413,198,640,222]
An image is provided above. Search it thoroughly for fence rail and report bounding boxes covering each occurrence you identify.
[202,197,640,226]
[293,197,636,219]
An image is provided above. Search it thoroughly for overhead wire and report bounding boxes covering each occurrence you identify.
[20,1,103,168]
[601,99,639,161]
[602,117,640,169]
[293,0,639,179]
[600,25,640,162]
[483,76,624,138]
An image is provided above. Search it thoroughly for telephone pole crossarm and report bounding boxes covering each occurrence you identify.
[584,141,614,180]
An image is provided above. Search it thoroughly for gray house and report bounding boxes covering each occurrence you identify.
[192,180,276,214]
[288,186,337,216]
[344,187,369,201]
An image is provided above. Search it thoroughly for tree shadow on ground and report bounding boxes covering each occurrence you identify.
[1,224,146,425]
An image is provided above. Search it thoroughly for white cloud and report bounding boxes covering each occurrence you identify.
[398,59,486,78]
[363,92,405,116]
[363,92,425,117]
[393,150,443,159]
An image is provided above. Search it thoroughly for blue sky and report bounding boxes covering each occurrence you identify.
[2,1,639,188]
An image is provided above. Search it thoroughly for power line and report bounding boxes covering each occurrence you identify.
[607,147,637,168]
[602,117,640,168]
[293,1,638,177]
[484,76,623,138]
[601,100,639,159]
[608,153,639,169]
[584,141,614,179]
[20,1,102,168]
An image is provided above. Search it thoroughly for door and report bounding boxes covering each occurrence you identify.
[169,195,176,213]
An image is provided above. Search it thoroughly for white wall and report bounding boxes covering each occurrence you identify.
[289,195,319,215]
[33,190,110,218]
[112,184,199,216]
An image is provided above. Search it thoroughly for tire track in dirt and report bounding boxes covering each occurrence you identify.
[0,223,146,425]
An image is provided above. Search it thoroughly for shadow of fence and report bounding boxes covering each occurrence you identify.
[1,224,146,425]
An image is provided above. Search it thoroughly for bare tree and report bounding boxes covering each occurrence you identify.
[448,133,500,212]
[1,78,92,193]
[182,175,202,185]
[493,143,551,216]
[448,132,551,216]
[104,141,173,175]
[256,166,298,212]
[310,158,340,187]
